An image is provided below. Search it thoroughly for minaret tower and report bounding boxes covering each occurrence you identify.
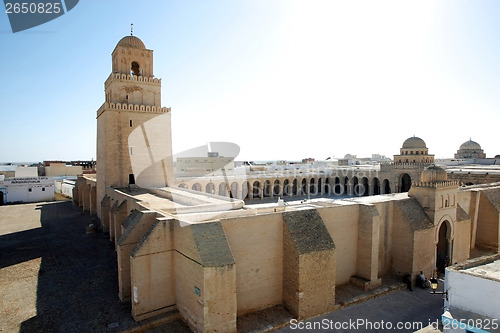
[96,34,174,218]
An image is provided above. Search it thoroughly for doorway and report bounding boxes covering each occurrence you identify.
[436,221,451,273]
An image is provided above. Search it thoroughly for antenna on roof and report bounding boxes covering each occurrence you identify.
[131,23,134,36]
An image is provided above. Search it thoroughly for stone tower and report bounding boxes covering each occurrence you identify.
[96,35,174,219]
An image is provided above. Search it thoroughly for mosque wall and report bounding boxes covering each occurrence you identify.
[222,214,283,315]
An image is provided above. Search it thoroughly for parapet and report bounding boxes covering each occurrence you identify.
[105,73,161,87]
[411,180,460,188]
[97,102,170,117]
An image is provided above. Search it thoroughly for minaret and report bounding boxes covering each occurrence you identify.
[96,34,174,218]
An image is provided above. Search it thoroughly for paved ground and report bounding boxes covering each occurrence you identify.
[276,286,444,333]
[0,200,445,333]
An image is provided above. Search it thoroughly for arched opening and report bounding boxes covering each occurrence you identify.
[178,183,187,189]
[0,191,4,205]
[242,182,250,200]
[400,173,411,192]
[252,181,261,199]
[383,179,391,194]
[373,177,380,195]
[352,177,359,196]
[206,183,215,194]
[361,177,369,196]
[218,182,227,196]
[344,177,349,195]
[318,178,323,195]
[436,221,452,273]
[192,183,201,192]
[263,180,271,198]
[309,178,316,195]
[324,178,330,194]
[334,177,342,195]
[301,179,307,195]
[292,179,298,196]
[131,61,141,76]
[230,182,238,199]
[283,179,291,196]
[273,180,281,197]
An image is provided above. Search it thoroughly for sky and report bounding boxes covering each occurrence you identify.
[0,0,499,163]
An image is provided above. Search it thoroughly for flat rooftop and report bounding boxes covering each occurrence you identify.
[461,259,500,282]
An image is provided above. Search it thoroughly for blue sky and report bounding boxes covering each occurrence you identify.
[1,0,499,162]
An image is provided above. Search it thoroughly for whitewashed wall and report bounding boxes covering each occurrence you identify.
[445,267,500,320]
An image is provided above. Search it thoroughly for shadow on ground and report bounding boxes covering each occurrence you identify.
[0,201,135,332]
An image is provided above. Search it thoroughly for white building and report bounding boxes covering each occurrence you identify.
[442,255,500,333]
[0,176,55,204]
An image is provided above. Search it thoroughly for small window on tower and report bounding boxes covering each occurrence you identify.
[131,61,141,76]
[130,120,133,127]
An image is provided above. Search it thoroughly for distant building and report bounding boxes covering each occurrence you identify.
[0,176,54,204]
[176,152,234,174]
[43,161,83,177]
[454,139,486,159]
[393,136,434,164]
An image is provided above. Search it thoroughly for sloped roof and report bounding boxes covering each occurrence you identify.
[394,198,434,231]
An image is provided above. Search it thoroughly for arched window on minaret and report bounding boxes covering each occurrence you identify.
[131,61,141,76]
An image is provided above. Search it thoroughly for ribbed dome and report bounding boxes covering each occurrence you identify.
[459,139,481,151]
[402,136,427,149]
[420,165,448,183]
[117,35,146,49]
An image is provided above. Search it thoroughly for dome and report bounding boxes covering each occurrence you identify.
[117,35,146,49]
[459,139,481,151]
[420,164,448,183]
[402,136,427,149]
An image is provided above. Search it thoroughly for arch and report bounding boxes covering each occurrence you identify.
[361,177,369,196]
[206,183,215,194]
[352,177,359,196]
[344,177,349,195]
[318,178,323,195]
[263,180,271,198]
[301,178,307,196]
[230,182,238,199]
[218,182,227,197]
[399,173,411,192]
[131,61,141,76]
[309,178,317,195]
[292,179,298,196]
[252,181,261,199]
[436,219,453,273]
[242,181,250,200]
[372,177,380,195]
[334,177,342,195]
[273,180,281,197]
[178,183,187,189]
[283,179,291,196]
[324,178,331,194]
[192,183,202,192]
[382,179,391,194]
